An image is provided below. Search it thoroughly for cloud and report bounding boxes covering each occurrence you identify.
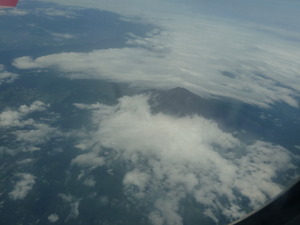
[48,213,59,223]
[0,9,28,16]
[17,158,34,165]
[50,32,75,40]
[13,13,300,108]
[0,101,62,150]
[0,146,15,156]
[83,177,96,187]
[34,7,78,18]
[74,94,298,224]
[0,65,18,86]
[0,101,49,127]
[9,173,36,200]
[71,152,105,168]
[58,194,80,219]
[14,123,60,144]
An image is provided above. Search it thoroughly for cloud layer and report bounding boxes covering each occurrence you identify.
[14,0,300,108]
[74,95,297,224]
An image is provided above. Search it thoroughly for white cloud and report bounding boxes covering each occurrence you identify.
[0,101,49,127]
[74,102,102,110]
[24,146,41,152]
[14,123,59,144]
[50,32,75,40]
[34,7,77,18]
[0,101,61,149]
[71,152,105,168]
[18,100,49,114]
[76,94,298,224]
[0,65,18,86]
[21,0,300,107]
[0,9,28,16]
[48,213,59,223]
[13,17,300,107]
[9,173,36,200]
[58,194,80,219]
[123,169,149,198]
[83,177,96,187]
[17,158,34,165]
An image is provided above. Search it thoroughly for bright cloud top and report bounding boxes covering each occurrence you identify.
[9,173,36,200]
[75,95,297,224]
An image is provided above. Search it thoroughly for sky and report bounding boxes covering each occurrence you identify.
[2,0,300,224]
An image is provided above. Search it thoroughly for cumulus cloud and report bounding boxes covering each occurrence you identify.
[73,94,298,224]
[48,213,59,223]
[20,0,300,108]
[0,101,62,149]
[9,173,36,200]
[0,101,48,127]
[71,152,105,168]
[0,65,18,86]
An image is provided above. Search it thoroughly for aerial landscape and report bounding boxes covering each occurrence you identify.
[0,0,300,224]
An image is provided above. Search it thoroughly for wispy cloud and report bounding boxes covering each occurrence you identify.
[0,9,28,16]
[14,123,59,144]
[48,213,59,223]
[74,94,298,224]
[13,12,300,107]
[9,173,36,200]
[50,32,75,40]
[58,194,80,219]
[34,7,78,18]
[0,65,18,86]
